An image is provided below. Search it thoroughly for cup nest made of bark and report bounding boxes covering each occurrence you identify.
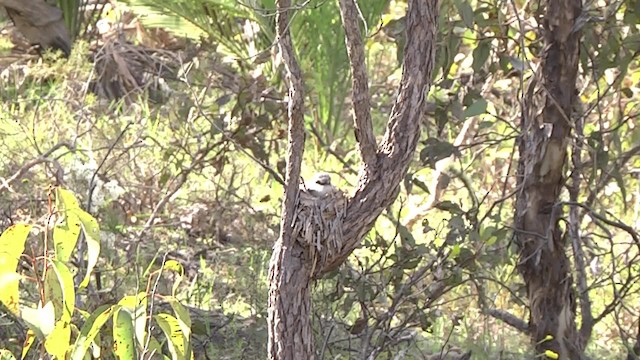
[292,186,348,276]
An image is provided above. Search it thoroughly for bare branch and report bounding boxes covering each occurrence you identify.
[487,309,529,333]
[338,0,377,168]
[0,142,74,193]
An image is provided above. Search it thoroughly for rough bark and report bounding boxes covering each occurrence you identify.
[267,0,309,357]
[322,0,438,273]
[1,0,71,57]
[267,0,438,359]
[514,0,583,358]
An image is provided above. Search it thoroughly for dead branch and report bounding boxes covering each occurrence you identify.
[0,142,74,193]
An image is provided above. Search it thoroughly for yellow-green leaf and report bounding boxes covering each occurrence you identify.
[53,212,81,262]
[0,224,31,314]
[77,210,100,288]
[0,349,16,360]
[163,260,184,276]
[168,298,191,334]
[118,293,147,348]
[0,273,21,315]
[113,308,136,359]
[168,298,192,358]
[44,260,75,322]
[44,320,71,359]
[70,304,118,360]
[155,313,192,360]
[56,188,81,210]
[21,329,36,359]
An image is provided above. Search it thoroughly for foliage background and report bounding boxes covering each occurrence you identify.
[0,0,639,359]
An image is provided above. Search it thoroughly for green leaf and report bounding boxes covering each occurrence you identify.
[0,224,31,314]
[118,293,148,348]
[454,0,474,28]
[155,313,193,360]
[464,99,488,118]
[77,210,101,288]
[472,40,491,72]
[113,308,137,359]
[44,260,76,322]
[420,139,457,168]
[70,305,119,360]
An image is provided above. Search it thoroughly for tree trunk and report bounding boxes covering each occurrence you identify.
[267,0,438,358]
[514,0,583,358]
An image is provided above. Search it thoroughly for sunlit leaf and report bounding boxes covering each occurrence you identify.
[77,210,101,288]
[21,329,36,359]
[21,301,56,339]
[0,224,31,314]
[113,308,137,359]
[155,313,192,360]
[70,305,119,360]
[44,260,75,322]
[53,211,81,262]
[118,293,148,348]
[44,320,71,359]
[0,349,16,360]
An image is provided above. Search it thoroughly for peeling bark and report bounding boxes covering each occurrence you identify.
[514,0,583,358]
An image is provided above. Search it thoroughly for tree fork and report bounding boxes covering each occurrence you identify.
[267,0,438,359]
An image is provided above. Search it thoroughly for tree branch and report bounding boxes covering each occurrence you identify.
[487,309,529,333]
[338,0,377,168]
[322,0,439,273]
[276,0,306,242]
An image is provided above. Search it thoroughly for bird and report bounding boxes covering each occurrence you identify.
[305,173,335,198]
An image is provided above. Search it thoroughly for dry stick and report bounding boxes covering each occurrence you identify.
[569,114,594,346]
[338,0,377,168]
[0,142,74,192]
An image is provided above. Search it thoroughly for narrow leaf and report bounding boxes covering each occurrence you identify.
[70,305,119,360]
[155,313,192,360]
[113,308,137,359]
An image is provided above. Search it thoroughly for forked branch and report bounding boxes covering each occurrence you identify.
[323,0,439,273]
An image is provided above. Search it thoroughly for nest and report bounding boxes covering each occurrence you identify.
[292,187,348,277]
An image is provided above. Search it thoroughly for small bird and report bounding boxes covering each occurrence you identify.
[305,173,334,198]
